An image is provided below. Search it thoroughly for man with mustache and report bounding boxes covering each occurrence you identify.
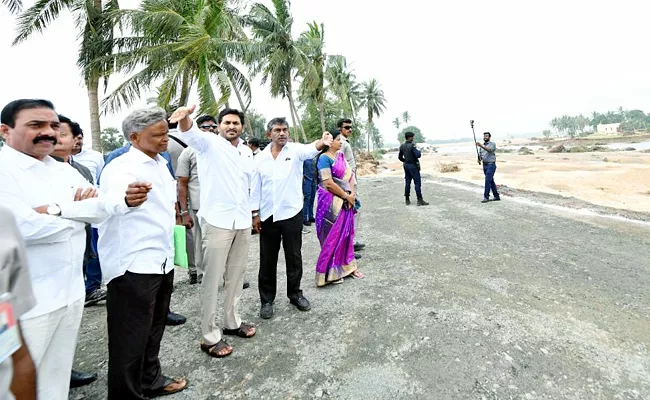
[98,107,189,399]
[0,98,147,400]
[170,105,255,358]
[250,118,333,319]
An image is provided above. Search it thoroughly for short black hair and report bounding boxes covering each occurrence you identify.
[337,118,352,128]
[248,137,260,148]
[404,131,415,139]
[1,99,56,127]
[483,132,491,137]
[218,108,245,125]
[58,114,84,137]
[197,115,216,126]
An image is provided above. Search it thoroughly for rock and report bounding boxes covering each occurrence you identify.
[624,147,636,151]
[549,144,566,153]
[518,147,534,155]
[314,388,324,397]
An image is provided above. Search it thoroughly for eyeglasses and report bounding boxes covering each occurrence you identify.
[342,126,353,130]
[200,124,218,130]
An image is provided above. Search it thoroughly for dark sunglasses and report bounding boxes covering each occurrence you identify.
[342,126,353,130]
[200,124,218,130]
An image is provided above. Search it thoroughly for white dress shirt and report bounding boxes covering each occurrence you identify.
[0,145,109,319]
[179,124,254,230]
[250,142,319,222]
[73,147,105,184]
[98,147,176,284]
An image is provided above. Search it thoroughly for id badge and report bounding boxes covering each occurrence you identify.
[0,293,21,364]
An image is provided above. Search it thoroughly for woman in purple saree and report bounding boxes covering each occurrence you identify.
[314,132,365,286]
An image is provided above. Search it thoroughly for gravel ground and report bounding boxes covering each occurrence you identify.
[70,175,650,400]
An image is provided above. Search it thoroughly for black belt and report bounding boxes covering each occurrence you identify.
[483,161,495,164]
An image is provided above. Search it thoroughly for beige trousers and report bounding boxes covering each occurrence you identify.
[189,208,204,276]
[20,298,84,400]
[200,219,250,345]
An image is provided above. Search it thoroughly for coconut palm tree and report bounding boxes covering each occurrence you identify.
[297,21,327,133]
[392,117,401,130]
[325,55,361,123]
[360,79,387,151]
[13,0,119,151]
[245,0,306,142]
[402,111,411,125]
[103,0,251,119]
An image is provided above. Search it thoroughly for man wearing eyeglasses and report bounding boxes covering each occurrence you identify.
[337,119,365,257]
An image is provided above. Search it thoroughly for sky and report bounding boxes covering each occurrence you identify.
[1,0,649,147]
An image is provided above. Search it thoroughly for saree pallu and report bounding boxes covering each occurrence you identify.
[315,152,358,287]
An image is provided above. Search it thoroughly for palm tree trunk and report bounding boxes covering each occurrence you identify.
[318,97,326,133]
[287,79,307,142]
[287,102,299,142]
[87,73,102,152]
[179,70,191,106]
[367,109,372,152]
[231,82,253,136]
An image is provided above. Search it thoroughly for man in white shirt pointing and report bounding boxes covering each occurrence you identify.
[250,118,332,319]
[99,107,189,399]
[170,105,256,359]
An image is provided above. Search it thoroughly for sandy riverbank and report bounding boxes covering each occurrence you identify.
[377,144,650,213]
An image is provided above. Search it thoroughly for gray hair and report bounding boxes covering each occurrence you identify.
[266,117,288,132]
[121,107,168,141]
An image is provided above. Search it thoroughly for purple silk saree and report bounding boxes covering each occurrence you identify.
[314,152,358,286]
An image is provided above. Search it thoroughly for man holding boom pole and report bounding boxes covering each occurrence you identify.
[475,132,501,203]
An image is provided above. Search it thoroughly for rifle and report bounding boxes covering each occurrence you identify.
[470,120,482,165]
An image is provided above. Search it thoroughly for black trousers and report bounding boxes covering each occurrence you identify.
[259,212,304,304]
[106,270,174,400]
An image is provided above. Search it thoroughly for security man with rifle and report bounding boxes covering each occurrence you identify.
[398,131,429,206]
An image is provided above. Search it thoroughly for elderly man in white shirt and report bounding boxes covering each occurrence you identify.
[98,107,189,399]
[250,117,332,319]
[0,98,143,400]
[169,105,256,359]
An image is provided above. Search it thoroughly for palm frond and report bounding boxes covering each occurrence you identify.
[2,0,23,14]
[12,0,75,45]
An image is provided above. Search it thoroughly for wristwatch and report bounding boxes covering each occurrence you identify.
[179,209,189,216]
[252,211,260,218]
[47,203,62,216]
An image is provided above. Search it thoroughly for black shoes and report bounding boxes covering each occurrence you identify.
[303,221,312,226]
[243,281,250,290]
[482,197,501,203]
[353,242,366,252]
[189,273,198,285]
[166,311,186,326]
[261,296,311,318]
[405,196,411,205]
[417,198,429,206]
[290,296,311,312]
[70,370,98,388]
[260,303,274,319]
[84,288,106,307]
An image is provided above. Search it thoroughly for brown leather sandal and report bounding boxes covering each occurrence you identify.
[143,376,189,398]
[200,339,232,358]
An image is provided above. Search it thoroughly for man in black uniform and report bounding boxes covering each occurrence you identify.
[398,131,429,206]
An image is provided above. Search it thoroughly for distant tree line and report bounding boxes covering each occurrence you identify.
[549,107,650,138]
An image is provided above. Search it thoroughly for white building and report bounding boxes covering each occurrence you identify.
[596,123,621,134]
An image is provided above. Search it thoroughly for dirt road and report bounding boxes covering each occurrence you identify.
[70,176,650,399]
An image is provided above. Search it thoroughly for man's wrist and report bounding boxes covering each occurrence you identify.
[252,210,260,218]
[179,209,189,216]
